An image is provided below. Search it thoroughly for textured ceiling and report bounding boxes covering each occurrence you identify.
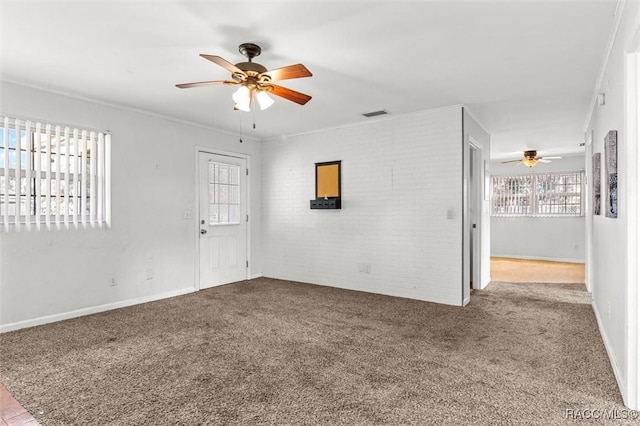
[0,1,617,160]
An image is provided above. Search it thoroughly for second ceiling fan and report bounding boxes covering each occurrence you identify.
[176,42,312,112]
[502,150,561,168]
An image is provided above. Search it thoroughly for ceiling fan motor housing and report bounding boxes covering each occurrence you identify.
[238,42,261,60]
[234,62,268,75]
[235,44,269,83]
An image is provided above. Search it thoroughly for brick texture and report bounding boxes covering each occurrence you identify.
[262,107,464,305]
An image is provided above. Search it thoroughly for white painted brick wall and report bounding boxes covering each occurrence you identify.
[262,107,464,305]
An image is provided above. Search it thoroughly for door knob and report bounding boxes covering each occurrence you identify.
[200,229,207,235]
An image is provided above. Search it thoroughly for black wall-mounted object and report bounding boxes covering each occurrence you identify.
[311,161,341,209]
[310,198,341,209]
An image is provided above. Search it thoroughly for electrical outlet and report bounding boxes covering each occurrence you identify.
[607,301,611,318]
[146,268,154,280]
[183,209,193,220]
[108,274,117,287]
[359,263,371,273]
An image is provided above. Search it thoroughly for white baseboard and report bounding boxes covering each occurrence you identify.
[491,254,585,264]
[481,276,491,289]
[249,273,263,280]
[0,287,197,334]
[592,299,627,405]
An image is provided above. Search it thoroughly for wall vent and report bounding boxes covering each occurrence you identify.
[362,109,389,118]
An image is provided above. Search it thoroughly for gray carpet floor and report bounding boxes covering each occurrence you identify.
[0,278,636,425]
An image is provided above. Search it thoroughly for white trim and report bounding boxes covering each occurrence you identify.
[584,131,593,293]
[268,105,464,141]
[480,276,491,289]
[469,140,482,291]
[593,299,627,405]
[1,80,260,144]
[0,287,196,334]
[584,0,627,131]
[462,111,470,306]
[624,27,640,410]
[490,167,586,177]
[462,106,491,137]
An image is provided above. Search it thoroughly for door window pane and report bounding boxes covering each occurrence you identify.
[207,161,240,225]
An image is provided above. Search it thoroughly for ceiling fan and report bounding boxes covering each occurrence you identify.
[175,42,312,112]
[501,150,562,168]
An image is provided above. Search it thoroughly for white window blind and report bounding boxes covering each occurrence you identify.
[0,116,111,231]
[491,172,584,217]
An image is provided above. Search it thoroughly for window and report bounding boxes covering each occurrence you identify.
[0,116,111,231]
[491,172,584,217]
[208,161,240,225]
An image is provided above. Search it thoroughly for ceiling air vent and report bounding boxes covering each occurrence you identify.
[362,109,389,118]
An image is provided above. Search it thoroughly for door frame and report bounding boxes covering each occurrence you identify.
[469,140,482,291]
[624,29,640,410]
[194,147,251,291]
[462,128,485,306]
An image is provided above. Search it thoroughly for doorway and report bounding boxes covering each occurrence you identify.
[197,151,248,289]
[469,142,482,291]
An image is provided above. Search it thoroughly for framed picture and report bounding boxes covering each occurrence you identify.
[316,161,341,199]
[311,161,342,209]
[604,131,617,218]
[592,152,601,215]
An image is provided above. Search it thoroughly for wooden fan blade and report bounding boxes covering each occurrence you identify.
[175,80,237,89]
[269,84,312,105]
[262,64,312,82]
[501,159,523,164]
[200,54,244,74]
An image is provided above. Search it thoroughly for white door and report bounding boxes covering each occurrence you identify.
[198,152,248,289]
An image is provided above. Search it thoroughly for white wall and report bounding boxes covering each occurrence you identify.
[490,155,586,262]
[585,0,640,410]
[262,107,467,306]
[0,81,263,330]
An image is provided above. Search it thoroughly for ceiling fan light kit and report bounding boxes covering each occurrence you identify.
[255,91,275,110]
[176,42,312,112]
[501,150,562,168]
[522,150,538,167]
